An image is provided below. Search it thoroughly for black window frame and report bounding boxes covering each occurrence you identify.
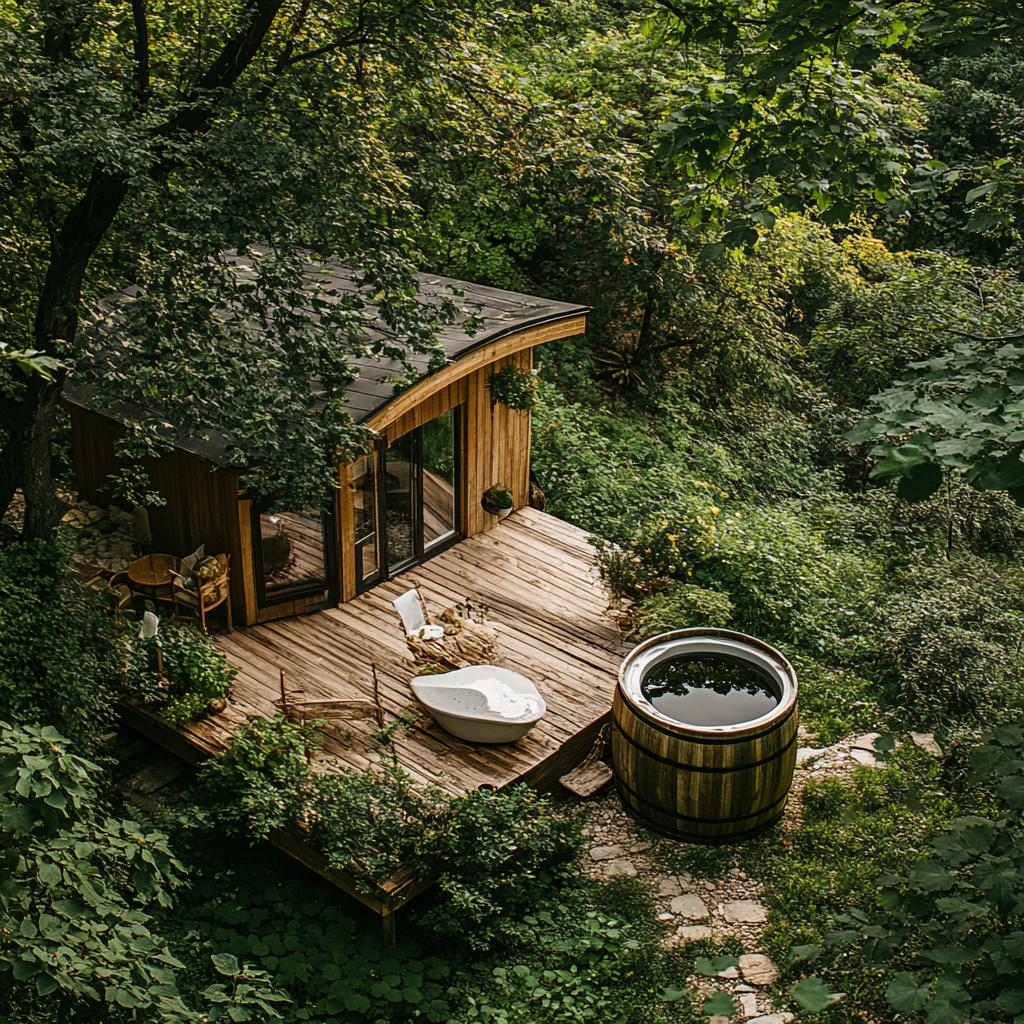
[251,503,336,609]
[355,406,462,594]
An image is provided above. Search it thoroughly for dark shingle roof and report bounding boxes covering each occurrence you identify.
[62,257,587,465]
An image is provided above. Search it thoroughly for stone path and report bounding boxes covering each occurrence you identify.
[575,725,940,1020]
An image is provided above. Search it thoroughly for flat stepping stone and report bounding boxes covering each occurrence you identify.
[604,859,636,877]
[911,731,943,757]
[796,747,827,763]
[674,924,713,942]
[589,844,625,861]
[670,894,709,919]
[848,732,901,767]
[850,747,885,767]
[717,966,739,979]
[657,874,694,896]
[722,900,768,924]
[749,1015,794,1024]
[629,841,653,853]
[737,992,759,1018]
[739,954,779,986]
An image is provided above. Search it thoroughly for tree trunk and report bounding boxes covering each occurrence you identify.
[2,0,290,539]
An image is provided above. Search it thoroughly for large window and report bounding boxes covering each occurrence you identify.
[253,507,331,606]
[356,408,460,592]
[353,456,381,589]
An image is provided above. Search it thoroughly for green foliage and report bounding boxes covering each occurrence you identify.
[202,954,290,1021]
[639,583,733,636]
[868,557,1024,724]
[821,720,1024,1023]
[847,328,1024,504]
[141,622,237,724]
[192,716,583,948]
[487,364,538,411]
[0,537,124,752]
[0,720,191,1022]
[153,835,456,1023]
[801,778,850,826]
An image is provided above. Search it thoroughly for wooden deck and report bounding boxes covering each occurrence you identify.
[121,508,629,928]
[129,508,629,791]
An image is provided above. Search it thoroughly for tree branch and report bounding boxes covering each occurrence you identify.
[130,0,150,105]
[945,328,1024,343]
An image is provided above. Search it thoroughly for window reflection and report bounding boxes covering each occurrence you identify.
[385,432,416,567]
[422,409,456,548]
[353,457,379,585]
[260,511,326,594]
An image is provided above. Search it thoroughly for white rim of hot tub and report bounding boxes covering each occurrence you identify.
[618,629,798,736]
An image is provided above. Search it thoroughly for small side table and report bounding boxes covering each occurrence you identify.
[127,554,181,607]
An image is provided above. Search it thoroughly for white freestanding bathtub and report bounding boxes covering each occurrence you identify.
[410,665,546,743]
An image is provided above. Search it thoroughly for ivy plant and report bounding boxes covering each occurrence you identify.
[486,363,538,411]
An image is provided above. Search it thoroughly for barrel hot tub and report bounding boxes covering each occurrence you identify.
[612,628,798,844]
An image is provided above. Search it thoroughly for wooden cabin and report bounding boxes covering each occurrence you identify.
[63,263,587,627]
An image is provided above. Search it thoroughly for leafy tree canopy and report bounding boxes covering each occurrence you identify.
[655,0,1024,253]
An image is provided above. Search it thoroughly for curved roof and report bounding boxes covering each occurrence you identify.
[62,258,588,465]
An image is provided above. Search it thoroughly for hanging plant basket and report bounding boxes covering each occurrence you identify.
[486,364,537,411]
[482,485,514,518]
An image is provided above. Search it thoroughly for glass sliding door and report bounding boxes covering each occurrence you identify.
[354,407,461,594]
[385,431,417,570]
[352,456,381,589]
[421,409,456,550]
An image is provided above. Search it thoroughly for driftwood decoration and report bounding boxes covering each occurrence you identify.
[405,609,503,671]
[274,665,385,731]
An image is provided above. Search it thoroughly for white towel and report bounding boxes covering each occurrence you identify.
[393,588,444,640]
[471,678,543,720]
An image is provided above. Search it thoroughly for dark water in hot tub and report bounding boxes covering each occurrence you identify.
[641,655,779,727]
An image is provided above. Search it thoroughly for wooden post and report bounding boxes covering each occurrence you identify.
[381,906,397,945]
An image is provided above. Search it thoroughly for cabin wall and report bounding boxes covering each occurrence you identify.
[69,407,246,623]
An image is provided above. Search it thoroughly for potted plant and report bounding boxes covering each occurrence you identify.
[486,363,538,411]
[481,485,514,519]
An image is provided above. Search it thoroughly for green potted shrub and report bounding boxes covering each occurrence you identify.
[481,485,514,519]
[485,363,537,411]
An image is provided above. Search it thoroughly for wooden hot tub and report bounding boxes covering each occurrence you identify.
[611,628,798,844]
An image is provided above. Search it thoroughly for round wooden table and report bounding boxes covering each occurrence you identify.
[127,553,181,603]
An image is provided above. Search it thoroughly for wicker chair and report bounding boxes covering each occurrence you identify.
[170,554,233,632]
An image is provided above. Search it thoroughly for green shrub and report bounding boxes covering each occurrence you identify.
[192,717,584,949]
[141,621,237,723]
[801,777,849,825]
[0,720,191,1022]
[0,537,126,752]
[808,720,1024,1023]
[639,582,733,636]
[870,556,1024,725]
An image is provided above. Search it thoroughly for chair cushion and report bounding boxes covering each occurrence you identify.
[175,576,230,609]
[179,545,206,591]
